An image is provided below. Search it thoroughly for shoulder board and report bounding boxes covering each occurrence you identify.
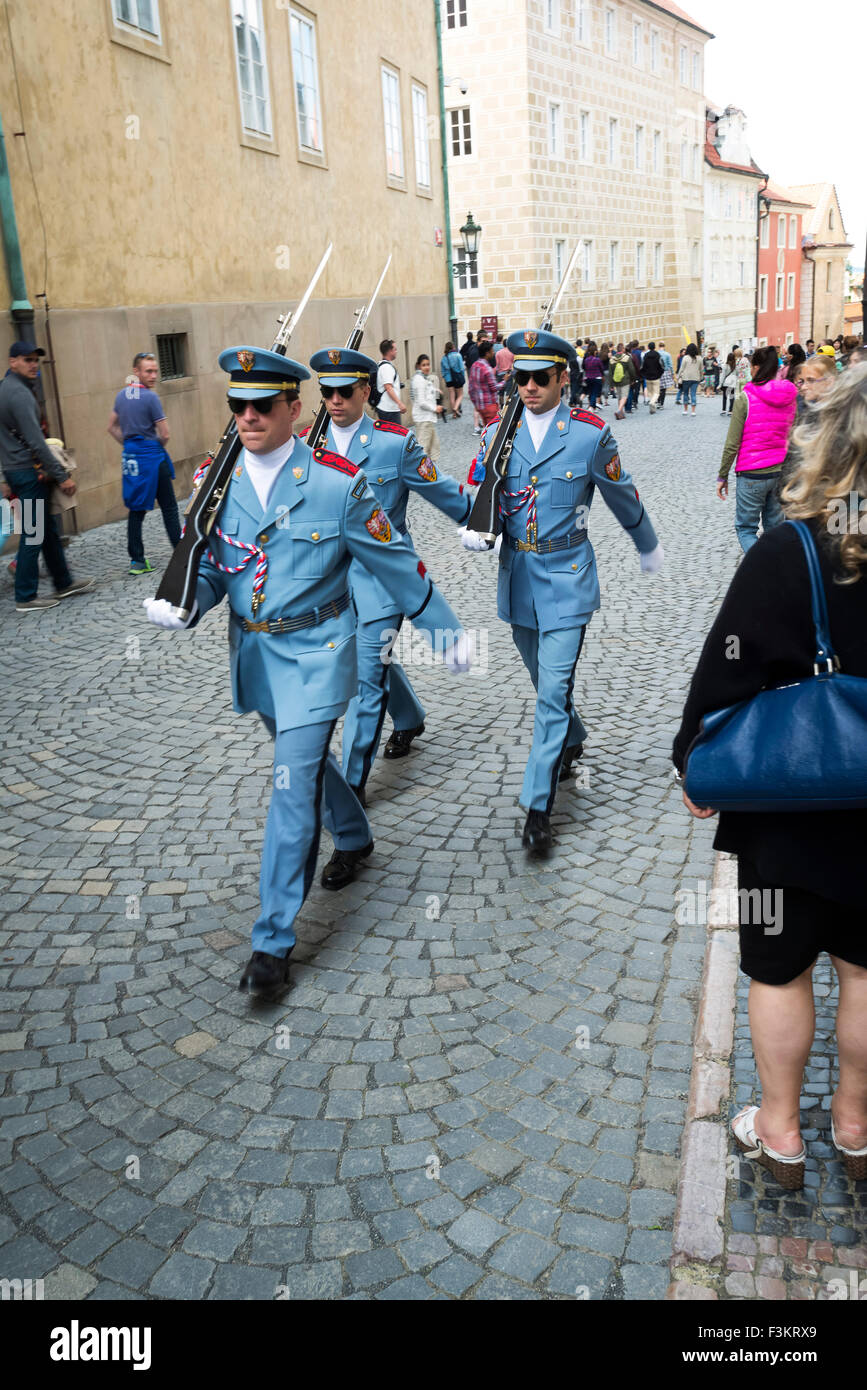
[299,425,311,439]
[312,448,359,477]
[373,419,409,437]
[571,409,605,429]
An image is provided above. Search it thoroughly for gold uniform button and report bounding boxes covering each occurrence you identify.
[531,475,538,484]
[566,471,573,479]
[534,489,539,497]
[259,533,268,543]
[311,531,320,541]
[571,564,578,570]
[377,476,384,484]
[327,641,335,649]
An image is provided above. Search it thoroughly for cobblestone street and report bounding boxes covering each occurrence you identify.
[0,393,811,1300]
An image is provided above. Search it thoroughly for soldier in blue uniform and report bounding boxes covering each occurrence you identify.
[145,346,471,997]
[461,329,664,856]
[308,346,473,805]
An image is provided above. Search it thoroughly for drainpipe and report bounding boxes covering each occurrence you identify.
[755,177,769,342]
[0,112,34,343]
[802,245,816,345]
[435,0,458,348]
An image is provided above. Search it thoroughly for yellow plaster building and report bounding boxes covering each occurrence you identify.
[790,183,852,344]
[0,0,449,528]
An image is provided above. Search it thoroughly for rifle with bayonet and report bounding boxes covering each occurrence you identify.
[154,243,333,618]
[466,241,582,545]
[304,253,392,453]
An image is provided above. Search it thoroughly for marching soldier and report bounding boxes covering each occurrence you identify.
[145,346,471,998]
[461,329,663,856]
[308,346,473,804]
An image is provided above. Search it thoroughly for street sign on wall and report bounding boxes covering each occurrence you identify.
[481,315,498,337]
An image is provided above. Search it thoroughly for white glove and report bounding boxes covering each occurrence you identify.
[444,631,473,673]
[143,597,198,629]
[458,526,496,553]
[493,533,503,557]
[639,543,664,575]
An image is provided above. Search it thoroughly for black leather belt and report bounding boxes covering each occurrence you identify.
[506,528,588,554]
[234,591,351,634]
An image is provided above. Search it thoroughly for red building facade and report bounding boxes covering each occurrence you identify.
[756,182,811,347]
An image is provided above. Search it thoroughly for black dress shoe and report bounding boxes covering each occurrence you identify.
[522,810,553,857]
[349,782,367,808]
[558,742,585,782]
[239,950,292,998]
[383,722,425,759]
[321,840,374,890]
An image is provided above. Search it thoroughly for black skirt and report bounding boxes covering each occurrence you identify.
[737,857,867,985]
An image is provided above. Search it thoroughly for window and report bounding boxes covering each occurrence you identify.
[758,275,768,312]
[632,20,641,66]
[777,213,786,248]
[412,85,431,189]
[653,241,662,282]
[723,186,733,219]
[775,274,784,311]
[634,123,644,169]
[692,143,699,182]
[723,237,733,287]
[449,106,472,156]
[609,240,619,285]
[828,207,834,230]
[604,7,616,55]
[549,102,562,157]
[544,0,559,34]
[826,261,832,292]
[785,331,794,348]
[710,247,720,287]
[787,272,795,309]
[711,181,720,217]
[691,240,700,278]
[679,44,687,85]
[457,260,478,290]
[233,0,271,136]
[289,9,323,153]
[579,110,590,162]
[652,129,661,174]
[738,253,746,287]
[650,28,659,73]
[607,117,618,165]
[680,141,687,179]
[112,0,160,38]
[759,216,769,248]
[737,189,745,220]
[156,333,186,380]
[555,239,565,282]
[635,240,645,284]
[581,239,593,286]
[381,66,404,178]
[576,0,587,42]
[692,51,700,90]
[445,0,467,28]
[789,215,797,248]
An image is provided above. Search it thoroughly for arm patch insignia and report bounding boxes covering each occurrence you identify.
[373,419,409,436]
[351,477,368,499]
[417,457,438,482]
[365,507,392,542]
[604,454,622,481]
[314,448,359,477]
[571,409,605,429]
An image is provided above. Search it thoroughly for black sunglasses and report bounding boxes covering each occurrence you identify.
[320,384,358,401]
[227,395,280,414]
[515,369,555,387]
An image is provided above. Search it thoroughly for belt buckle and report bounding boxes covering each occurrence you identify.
[515,539,536,553]
[246,619,269,633]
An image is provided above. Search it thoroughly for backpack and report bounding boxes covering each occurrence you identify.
[612,360,625,384]
[368,360,392,409]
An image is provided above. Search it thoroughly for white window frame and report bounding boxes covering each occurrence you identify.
[632,18,642,67]
[679,44,687,85]
[738,254,746,287]
[777,213,786,248]
[653,241,662,283]
[691,240,700,278]
[789,214,797,248]
[650,27,659,73]
[609,240,619,286]
[289,7,323,154]
[411,83,431,191]
[692,50,700,90]
[775,274,784,311]
[723,184,733,218]
[448,105,472,157]
[381,65,404,180]
[634,123,644,169]
[786,272,795,309]
[607,116,618,165]
[759,275,768,312]
[635,240,645,286]
[710,247,720,288]
[579,110,591,163]
[544,0,560,35]
[548,101,563,158]
[457,259,478,291]
[652,129,661,174]
[575,0,588,43]
[604,7,616,56]
[445,0,467,29]
[581,239,594,287]
[232,0,272,138]
[760,216,769,249]
[692,143,699,183]
[112,0,161,40]
[555,239,566,283]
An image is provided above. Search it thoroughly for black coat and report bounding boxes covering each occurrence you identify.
[673,517,867,905]
[642,350,663,381]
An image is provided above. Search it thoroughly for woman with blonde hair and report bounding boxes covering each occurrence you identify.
[674,364,867,1190]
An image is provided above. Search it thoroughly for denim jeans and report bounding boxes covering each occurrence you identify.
[734,472,784,553]
[4,469,72,602]
[681,380,698,407]
[127,456,182,562]
[586,379,601,409]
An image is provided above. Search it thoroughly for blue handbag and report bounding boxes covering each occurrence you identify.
[683,520,867,812]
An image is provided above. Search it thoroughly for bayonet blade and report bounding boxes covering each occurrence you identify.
[358,254,392,333]
[544,242,581,327]
[275,241,333,350]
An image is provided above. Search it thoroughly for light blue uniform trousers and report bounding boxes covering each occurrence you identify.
[252,717,371,956]
[341,614,426,788]
[511,624,588,813]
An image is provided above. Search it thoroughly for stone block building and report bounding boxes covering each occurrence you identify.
[702,105,765,352]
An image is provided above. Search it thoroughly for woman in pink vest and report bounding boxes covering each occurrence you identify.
[715,345,798,552]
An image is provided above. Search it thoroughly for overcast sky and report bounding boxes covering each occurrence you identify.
[683,0,864,271]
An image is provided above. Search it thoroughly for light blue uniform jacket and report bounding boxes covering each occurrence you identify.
[325,417,472,623]
[485,403,659,633]
[192,437,462,731]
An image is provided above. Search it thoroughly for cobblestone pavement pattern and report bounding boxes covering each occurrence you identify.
[1,393,744,1300]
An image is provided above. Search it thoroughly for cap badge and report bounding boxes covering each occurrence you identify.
[523,331,538,349]
[237,350,255,373]
[328,349,341,366]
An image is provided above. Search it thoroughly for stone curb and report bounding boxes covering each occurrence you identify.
[666,852,738,1300]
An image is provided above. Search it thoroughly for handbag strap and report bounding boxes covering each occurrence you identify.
[786,519,838,672]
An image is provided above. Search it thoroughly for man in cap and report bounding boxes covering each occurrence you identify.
[144,345,472,998]
[460,329,663,856]
[0,340,94,612]
[309,345,473,812]
[106,351,181,576]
